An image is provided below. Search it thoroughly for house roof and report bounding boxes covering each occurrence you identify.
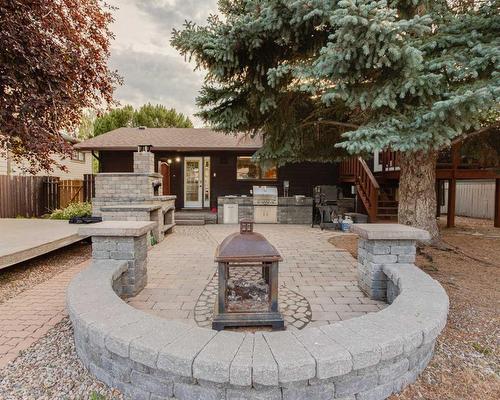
[74,127,262,152]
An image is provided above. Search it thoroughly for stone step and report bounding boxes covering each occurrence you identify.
[176,219,206,226]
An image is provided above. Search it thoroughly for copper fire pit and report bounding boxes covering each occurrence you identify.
[212,219,285,331]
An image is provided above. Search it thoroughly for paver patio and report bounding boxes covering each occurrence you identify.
[0,260,89,369]
[128,225,386,328]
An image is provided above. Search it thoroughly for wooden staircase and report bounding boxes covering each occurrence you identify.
[339,157,379,222]
[377,188,398,221]
[339,158,399,222]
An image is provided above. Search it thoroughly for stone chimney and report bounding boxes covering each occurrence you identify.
[134,145,155,174]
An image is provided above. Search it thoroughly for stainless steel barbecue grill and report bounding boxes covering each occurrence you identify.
[253,186,278,223]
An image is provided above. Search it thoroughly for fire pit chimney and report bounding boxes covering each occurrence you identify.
[212,219,285,331]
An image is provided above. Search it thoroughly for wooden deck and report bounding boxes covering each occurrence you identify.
[340,147,500,228]
[0,219,87,270]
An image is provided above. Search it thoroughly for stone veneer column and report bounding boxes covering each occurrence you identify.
[351,224,431,302]
[134,151,155,174]
[79,221,156,297]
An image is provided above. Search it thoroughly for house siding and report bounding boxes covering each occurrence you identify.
[99,150,338,209]
[0,150,93,179]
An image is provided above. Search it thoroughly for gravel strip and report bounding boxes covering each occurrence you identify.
[0,241,91,305]
[0,318,123,400]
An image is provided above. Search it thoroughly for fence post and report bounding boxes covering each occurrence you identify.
[83,174,95,203]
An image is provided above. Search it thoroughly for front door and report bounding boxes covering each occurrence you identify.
[184,157,203,208]
[160,162,171,195]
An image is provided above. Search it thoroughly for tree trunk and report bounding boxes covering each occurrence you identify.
[398,150,439,242]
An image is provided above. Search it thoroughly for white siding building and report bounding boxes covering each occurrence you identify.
[0,135,93,180]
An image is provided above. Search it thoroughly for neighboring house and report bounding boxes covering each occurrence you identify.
[74,127,339,209]
[0,134,93,180]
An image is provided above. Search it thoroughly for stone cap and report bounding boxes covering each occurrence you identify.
[67,254,448,388]
[350,224,431,241]
[78,221,157,237]
[100,205,162,212]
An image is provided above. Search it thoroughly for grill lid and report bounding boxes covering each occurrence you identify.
[215,219,282,263]
[253,186,278,197]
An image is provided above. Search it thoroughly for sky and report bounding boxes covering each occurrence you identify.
[107,0,219,127]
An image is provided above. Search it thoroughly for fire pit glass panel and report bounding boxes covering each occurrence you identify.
[212,219,285,331]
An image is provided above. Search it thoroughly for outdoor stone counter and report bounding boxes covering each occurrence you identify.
[68,224,449,400]
[217,196,313,224]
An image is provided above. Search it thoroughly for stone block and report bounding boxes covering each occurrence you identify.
[356,381,394,400]
[173,382,224,400]
[292,328,352,379]
[334,371,378,397]
[113,379,152,400]
[282,383,335,400]
[252,333,279,387]
[365,242,390,255]
[378,358,409,383]
[390,245,416,255]
[350,224,431,241]
[407,342,434,371]
[398,254,416,263]
[105,316,158,358]
[130,369,173,397]
[130,320,191,368]
[263,331,316,384]
[100,355,131,383]
[320,323,381,370]
[157,327,217,377]
[349,319,404,361]
[230,334,254,387]
[193,331,245,383]
[226,387,282,400]
[366,254,398,264]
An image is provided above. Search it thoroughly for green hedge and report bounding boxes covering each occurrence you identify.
[49,202,92,220]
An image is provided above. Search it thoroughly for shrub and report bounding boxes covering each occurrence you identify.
[49,202,92,220]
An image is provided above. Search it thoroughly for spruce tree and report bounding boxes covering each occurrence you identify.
[172,0,499,239]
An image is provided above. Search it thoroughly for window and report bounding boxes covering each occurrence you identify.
[236,156,277,180]
[71,151,85,162]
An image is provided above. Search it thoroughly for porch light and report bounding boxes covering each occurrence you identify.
[175,157,181,162]
[167,159,172,164]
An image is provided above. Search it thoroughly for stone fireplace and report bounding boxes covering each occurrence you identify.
[92,146,176,243]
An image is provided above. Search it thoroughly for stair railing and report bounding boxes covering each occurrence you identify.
[339,157,380,222]
[381,151,400,172]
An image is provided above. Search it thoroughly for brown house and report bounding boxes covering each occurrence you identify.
[75,127,338,210]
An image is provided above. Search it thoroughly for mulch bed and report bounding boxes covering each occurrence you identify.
[330,217,500,400]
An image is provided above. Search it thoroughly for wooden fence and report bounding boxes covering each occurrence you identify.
[441,180,496,219]
[0,175,47,218]
[59,179,84,208]
[0,174,96,218]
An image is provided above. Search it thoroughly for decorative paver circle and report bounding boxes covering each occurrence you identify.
[194,266,312,330]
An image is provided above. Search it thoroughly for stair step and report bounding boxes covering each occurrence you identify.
[176,219,205,226]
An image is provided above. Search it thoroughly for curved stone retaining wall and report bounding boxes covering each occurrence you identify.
[68,257,448,400]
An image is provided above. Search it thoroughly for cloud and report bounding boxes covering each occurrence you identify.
[136,0,219,34]
[107,0,219,127]
[109,49,206,126]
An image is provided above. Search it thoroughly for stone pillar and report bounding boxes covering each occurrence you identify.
[351,224,430,302]
[79,221,156,297]
[134,151,155,174]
